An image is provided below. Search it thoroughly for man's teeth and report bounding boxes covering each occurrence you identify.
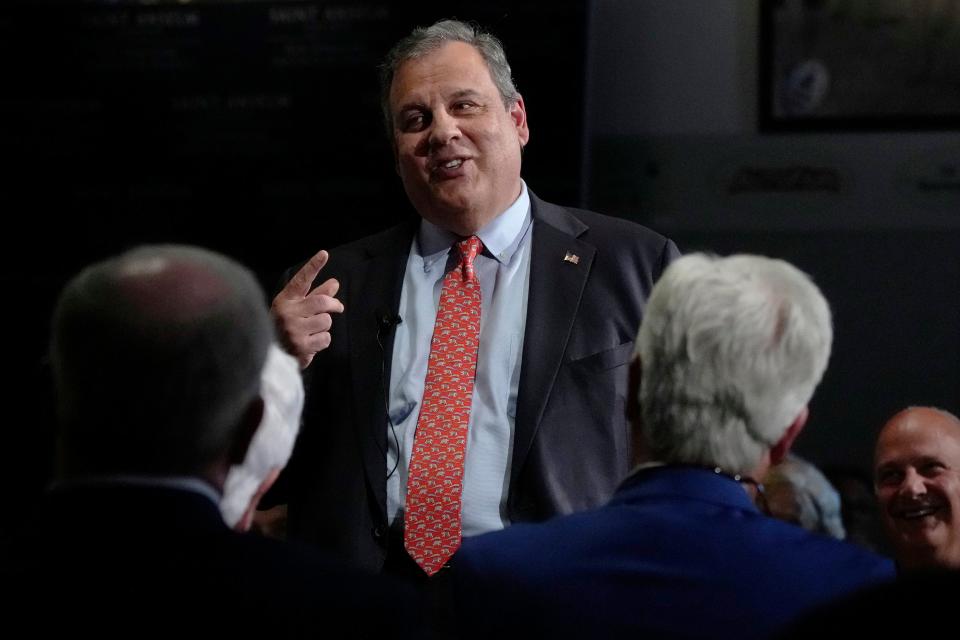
[442,159,463,169]
[902,507,938,519]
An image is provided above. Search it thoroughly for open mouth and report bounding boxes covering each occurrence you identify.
[900,506,939,519]
[893,500,944,521]
[430,157,468,177]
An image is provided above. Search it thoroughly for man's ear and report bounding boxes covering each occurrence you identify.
[227,395,264,468]
[770,406,809,466]
[510,96,530,148]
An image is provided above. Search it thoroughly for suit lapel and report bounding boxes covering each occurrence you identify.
[345,222,415,523]
[511,195,595,489]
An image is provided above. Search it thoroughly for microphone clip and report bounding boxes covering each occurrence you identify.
[377,312,402,332]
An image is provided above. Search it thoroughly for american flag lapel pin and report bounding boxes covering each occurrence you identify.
[563,251,580,265]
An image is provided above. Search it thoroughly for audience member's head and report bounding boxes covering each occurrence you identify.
[450,254,886,640]
[220,342,303,531]
[763,453,845,538]
[50,245,272,488]
[633,253,832,480]
[874,406,960,571]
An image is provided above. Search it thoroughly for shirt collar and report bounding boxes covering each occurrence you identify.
[416,180,531,268]
[614,464,761,514]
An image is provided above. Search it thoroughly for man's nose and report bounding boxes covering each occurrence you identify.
[899,467,927,497]
[429,109,460,147]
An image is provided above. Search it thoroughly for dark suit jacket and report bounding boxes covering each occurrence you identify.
[452,466,896,639]
[1,483,420,638]
[275,192,679,572]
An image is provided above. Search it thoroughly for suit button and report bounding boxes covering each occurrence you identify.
[371,526,385,540]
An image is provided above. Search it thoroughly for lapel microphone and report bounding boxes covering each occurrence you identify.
[377,312,403,333]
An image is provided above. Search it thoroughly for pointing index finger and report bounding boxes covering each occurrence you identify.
[283,249,329,298]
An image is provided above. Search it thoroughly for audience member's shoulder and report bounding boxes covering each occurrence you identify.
[454,507,613,586]
[456,521,544,574]
[759,517,896,594]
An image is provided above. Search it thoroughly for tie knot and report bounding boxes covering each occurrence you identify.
[455,236,483,282]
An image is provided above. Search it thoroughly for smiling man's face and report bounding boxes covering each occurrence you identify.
[875,407,960,570]
[388,40,529,236]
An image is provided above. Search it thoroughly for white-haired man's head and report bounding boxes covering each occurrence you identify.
[634,253,832,477]
[220,343,303,531]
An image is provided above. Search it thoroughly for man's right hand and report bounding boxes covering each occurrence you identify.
[271,249,345,369]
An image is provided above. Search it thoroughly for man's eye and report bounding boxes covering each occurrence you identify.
[920,462,947,477]
[877,469,902,486]
[400,113,428,132]
[453,101,477,112]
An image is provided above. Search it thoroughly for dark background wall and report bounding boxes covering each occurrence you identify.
[0,0,590,530]
[585,0,960,477]
[3,0,959,535]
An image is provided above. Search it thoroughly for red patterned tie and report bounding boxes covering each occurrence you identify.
[404,235,483,576]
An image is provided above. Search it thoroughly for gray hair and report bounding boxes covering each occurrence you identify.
[379,19,520,136]
[636,253,832,475]
[51,245,272,476]
[764,454,846,539]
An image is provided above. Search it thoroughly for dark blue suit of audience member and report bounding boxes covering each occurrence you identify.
[4,483,417,638]
[453,465,894,639]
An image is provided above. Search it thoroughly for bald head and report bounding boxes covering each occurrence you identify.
[874,407,960,571]
[51,245,272,480]
[107,254,235,322]
[880,407,960,435]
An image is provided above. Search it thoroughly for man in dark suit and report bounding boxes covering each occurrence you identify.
[451,253,895,639]
[268,19,678,576]
[1,245,417,637]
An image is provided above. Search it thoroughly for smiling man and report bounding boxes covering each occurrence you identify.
[874,406,960,571]
[268,19,678,576]
[389,39,528,237]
